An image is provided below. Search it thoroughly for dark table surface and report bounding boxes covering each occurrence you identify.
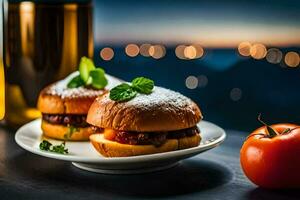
[1,125,300,200]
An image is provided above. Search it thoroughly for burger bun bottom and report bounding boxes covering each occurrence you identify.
[41,120,95,141]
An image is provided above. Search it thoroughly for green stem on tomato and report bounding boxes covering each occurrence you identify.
[257,114,279,138]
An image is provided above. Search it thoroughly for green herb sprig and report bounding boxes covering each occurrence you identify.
[109,77,154,102]
[39,140,68,154]
[67,57,108,89]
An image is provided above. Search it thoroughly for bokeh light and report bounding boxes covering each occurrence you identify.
[139,43,151,57]
[185,76,198,89]
[100,47,114,61]
[125,44,139,57]
[149,45,166,59]
[184,46,197,59]
[266,48,282,64]
[250,43,267,59]
[284,52,300,67]
[230,88,242,101]
[192,44,204,59]
[175,45,187,59]
[176,44,204,60]
[238,42,252,56]
[197,75,208,88]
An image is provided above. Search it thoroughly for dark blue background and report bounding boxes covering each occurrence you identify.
[95,47,300,131]
[93,0,300,131]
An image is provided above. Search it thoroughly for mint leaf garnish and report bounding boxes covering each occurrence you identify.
[109,77,154,102]
[89,68,108,89]
[132,77,154,94]
[67,57,108,90]
[109,83,137,102]
[67,75,85,88]
[79,56,95,83]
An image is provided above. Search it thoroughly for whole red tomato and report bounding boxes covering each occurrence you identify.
[240,116,300,189]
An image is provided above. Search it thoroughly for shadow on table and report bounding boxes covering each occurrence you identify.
[245,187,300,200]
[7,152,233,198]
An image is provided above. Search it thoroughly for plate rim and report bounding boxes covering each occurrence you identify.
[15,119,226,163]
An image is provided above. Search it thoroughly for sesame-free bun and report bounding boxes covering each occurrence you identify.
[37,72,122,114]
[89,134,201,157]
[41,120,95,141]
[87,86,202,132]
[37,85,105,114]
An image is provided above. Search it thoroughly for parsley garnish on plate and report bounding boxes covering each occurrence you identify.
[109,77,154,102]
[39,140,68,154]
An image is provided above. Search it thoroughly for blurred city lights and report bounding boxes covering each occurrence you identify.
[230,88,242,101]
[284,52,300,67]
[266,48,282,64]
[192,44,204,59]
[100,47,114,61]
[176,44,204,60]
[139,43,151,57]
[197,75,208,88]
[250,43,267,59]
[238,42,252,57]
[185,76,198,89]
[125,44,139,57]
[149,45,166,59]
[184,45,197,59]
[175,45,187,59]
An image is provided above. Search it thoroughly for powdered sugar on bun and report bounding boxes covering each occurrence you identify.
[45,71,121,99]
[129,87,197,114]
[47,85,106,99]
[38,72,122,114]
[87,86,203,132]
[103,86,198,114]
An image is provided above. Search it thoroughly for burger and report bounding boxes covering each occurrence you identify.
[37,57,122,141]
[37,73,107,141]
[87,83,203,157]
[37,56,123,141]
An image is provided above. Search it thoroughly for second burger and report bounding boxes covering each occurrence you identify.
[87,77,203,157]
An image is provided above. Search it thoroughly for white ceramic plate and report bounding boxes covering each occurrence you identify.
[15,119,226,174]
